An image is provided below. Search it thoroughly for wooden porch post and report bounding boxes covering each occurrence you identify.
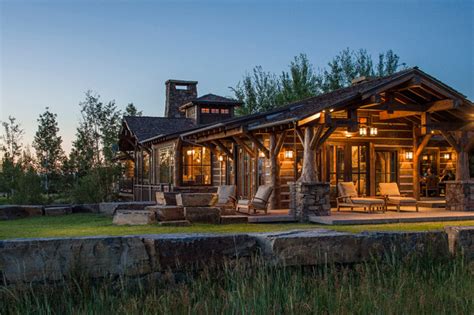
[173,138,182,189]
[269,133,279,210]
[440,130,471,181]
[298,127,318,182]
[413,128,432,200]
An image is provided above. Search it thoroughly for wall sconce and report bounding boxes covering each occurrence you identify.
[422,154,429,161]
[284,150,294,159]
[359,127,367,136]
[218,155,224,162]
[405,151,413,160]
[443,153,451,160]
[186,149,195,156]
[344,131,352,138]
[369,127,378,136]
[259,151,265,158]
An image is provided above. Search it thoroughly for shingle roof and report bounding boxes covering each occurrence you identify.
[179,93,242,109]
[123,116,196,142]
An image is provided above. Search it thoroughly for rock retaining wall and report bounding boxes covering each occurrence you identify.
[445,181,474,211]
[2,227,473,287]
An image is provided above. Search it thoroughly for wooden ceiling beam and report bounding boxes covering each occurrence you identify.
[233,137,255,158]
[246,132,269,158]
[212,139,233,158]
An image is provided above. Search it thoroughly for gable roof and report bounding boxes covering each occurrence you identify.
[179,93,242,110]
[123,116,196,142]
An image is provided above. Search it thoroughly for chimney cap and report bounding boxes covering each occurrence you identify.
[166,79,198,85]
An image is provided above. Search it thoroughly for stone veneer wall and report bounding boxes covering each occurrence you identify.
[289,182,331,221]
[445,181,474,211]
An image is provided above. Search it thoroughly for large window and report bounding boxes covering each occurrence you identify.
[182,146,212,185]
[159,146,174,183]
[375,151,397,194]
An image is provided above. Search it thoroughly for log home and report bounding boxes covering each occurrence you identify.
[119,68,474,213]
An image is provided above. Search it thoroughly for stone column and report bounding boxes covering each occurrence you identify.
[289,181,331,222]
[445,180,474,211]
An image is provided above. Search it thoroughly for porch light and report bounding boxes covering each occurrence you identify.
[218,155,224,162]
[259,151,265,158]
[443,153,451,160]
[284,150,294,159]
[329,108,334,112]
[369,127,378,136]
[359,127,367,136]
[405,151,413,160]
[186,149,195,156]
[344,131,352,138]
[422,155,429,161]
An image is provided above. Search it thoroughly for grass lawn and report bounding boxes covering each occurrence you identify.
[0,213,473,240]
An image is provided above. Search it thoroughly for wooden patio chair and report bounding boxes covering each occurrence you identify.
[236,185,273,215]
[214,185,237,215]
[379,183,419,212]
[337,182,385,212]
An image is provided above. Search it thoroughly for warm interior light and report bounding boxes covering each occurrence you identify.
[218,155,224,162]
[186,149,194,156]
[443,153,451,160]
[259,151,265,158]
[422,155,429,161]
[405,151,413,160]
[369,127,378,136]
[329,108,334,112]
[344,131,352,138]
[284,150,294,159]
[359,127,367,136]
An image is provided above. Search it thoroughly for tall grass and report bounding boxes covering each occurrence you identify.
[1,255,472,314]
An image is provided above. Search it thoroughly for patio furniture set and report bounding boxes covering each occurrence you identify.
[336,182,419,213]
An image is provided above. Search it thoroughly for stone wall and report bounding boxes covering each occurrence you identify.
[3,227,472,287]
[289,182,331,221]
[445,180,474,211]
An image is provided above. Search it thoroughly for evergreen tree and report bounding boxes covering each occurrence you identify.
[125,103,142,116]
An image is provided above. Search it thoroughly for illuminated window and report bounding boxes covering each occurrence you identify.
[211,108,219,114]
[221,108,230,114]
[158,146,174,183]
[182,146,212,185]
[201,108,210,113]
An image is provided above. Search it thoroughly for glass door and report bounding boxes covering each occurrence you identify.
[375,150,398,194]
[351,145,368,196]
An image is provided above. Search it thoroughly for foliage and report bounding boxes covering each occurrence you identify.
[10,166,45,205]
[124,103,142,116]
[0,158,22,196]
[1,213,474,240]
[33,107,65,192]
[72,166,122,203]
[232,49,405,114]
[0,251,471,314]
[0,115,24,162]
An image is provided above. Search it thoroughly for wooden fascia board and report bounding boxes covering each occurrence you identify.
[193,126,244,143]
[297,112,321,127]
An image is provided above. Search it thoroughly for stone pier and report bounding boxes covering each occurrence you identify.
[445,180,474,211]
[289,182,331,222]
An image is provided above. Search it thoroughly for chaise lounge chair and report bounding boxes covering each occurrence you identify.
[379,182,419,212]
[337,182,385,212]
[236,185,273,215]
[214,185,237,215]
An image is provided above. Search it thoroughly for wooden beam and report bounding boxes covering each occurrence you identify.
[246,132,269,158]
[379,111,422,120]
[315,126,337,149]
[295,128,304,145]
[233,137,255,158]
[426,121,473,132]
[273,130,287,155]
[212,140,233,158]
[193,127,243,143]
[298,126,318,182]
[440,131,461,153]
[310,125,324,150]
[269,133,280,210]
[420,112,431,135]
[427,99,455,112]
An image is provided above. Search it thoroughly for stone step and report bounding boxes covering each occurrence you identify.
[177,193,217,207]
[158,220,191,227]
[220,215,248,224]
[146,205,185,221]
[112,210,156,225]
[185,207,220,224]
[248,215,297,223]
[44,206,72,216]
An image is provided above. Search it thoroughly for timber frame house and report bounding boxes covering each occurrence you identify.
[119,68,474,210]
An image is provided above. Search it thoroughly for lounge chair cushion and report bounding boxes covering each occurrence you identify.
[350,197,384,205]
[216,185,236,204]
[387,196,417,204]
[338,182,359,198]
[254,185,273,202]
[379,183,401,196]
[237,199,250,206]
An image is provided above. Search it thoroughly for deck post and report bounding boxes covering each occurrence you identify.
[413,128,432,200]
[269,133,279,210]
[298,127,318,182]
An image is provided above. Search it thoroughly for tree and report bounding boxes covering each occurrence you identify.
[276,53,322,105]
[230,66,280,115]
[33,108,65,183]
[0,116,24,162]
[125,103,142,116]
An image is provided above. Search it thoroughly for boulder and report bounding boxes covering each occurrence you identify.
[44,206,72,216]
[113,210,156,225]
[72,204,99,213]
[184,207,220,224]
[155,192,178,205]
[99,202,156,216]
[445,226,474,260]
[0,205,43,220]
[146,205,185,221]
[176,193,217,207]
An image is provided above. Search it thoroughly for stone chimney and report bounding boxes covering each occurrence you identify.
[165,80,198,118]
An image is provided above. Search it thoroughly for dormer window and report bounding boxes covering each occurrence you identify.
[201,108,210,113]
[211,108,219,114]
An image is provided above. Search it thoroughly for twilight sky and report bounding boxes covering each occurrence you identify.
[1,0,473,153]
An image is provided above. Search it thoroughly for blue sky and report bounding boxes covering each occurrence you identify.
[1,0,473,152]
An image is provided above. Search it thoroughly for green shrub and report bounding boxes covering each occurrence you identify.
[72,166,121,203]
[10,167,45,205]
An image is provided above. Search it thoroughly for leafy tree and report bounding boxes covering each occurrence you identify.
[230,66,280,115]
[125,103,142,116]
[11,166,44,205]
[33,108,65,192]
[276,53,322,105]
[0,116,24,162]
